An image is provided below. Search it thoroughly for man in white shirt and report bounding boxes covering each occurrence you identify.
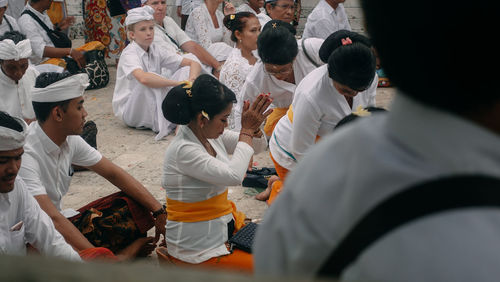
[302,0,351,39]
[17,0,85,67]
[0,31,38,123]
[264,0,295,25]
[0,111,80,261]
[0,0,20,34]
[144,0,223,77]
[254,1,500,281]
[19,72,167,259]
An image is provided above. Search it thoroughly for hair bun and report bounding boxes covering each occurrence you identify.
[319,30,372,63]
[162,83,193,125]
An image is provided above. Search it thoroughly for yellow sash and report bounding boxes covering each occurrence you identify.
[166,190,246,231]
[41,41,105,69]
[264,107,289,136]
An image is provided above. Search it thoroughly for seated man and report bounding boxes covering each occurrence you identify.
[17,0,102,72]
[254,0,500,281]
[143,0,224,77]
[19,72,167,260]
[0,0,20,34]
[0,111,80,261]
[0,31,38,124]
[113,6,201,140]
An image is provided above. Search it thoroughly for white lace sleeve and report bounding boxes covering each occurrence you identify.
[220,51,252,131]
[190,6,213,49]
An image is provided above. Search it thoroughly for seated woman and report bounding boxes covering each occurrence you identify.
[262,30,378,204]
[239,20,324,137]
[157,74,272,272]
[185,0,234,61]
[219,12,261,131]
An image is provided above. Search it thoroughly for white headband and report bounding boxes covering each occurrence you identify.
[31,73,89,102]
[140,0,147,4]
[0,116,27,151]
[0,39,32,61]
[0,0,7,8]
[125,5,154,26]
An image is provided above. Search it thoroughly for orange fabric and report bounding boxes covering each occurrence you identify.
[47,1,65,25]
[156,247,253,273]
[167,190,246,231]
[267,152,290,205]
[41,41,105,69]
[264,107,288,136]
[79,247,118,261]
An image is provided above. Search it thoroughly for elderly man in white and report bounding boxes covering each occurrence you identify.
[0,31,38,124]
[0,111,80,260]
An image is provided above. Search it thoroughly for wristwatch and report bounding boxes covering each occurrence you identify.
[152,205,167,218]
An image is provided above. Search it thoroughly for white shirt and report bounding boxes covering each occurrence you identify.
[0,178,80,260]
[185,3,232,50]
[113,41,183,139]
[162,125,267,263]
[236,3,271,27]
[254,94,500,281]
[219,48,256,131]
[0,14,20,34]
[18,3,55,65]
[6,0,25,19]
[239,38,324,113]
[0,66,38,120]
[19,122,102,211]
[153,15,192,54]
[302,1,351,40]
[175,0,203,16]
[270,65,377,170]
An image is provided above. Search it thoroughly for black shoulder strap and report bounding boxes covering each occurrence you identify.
[317,175,500,278]
[301,38,320,68]
[21,10,52,33]
[3,16,13,32]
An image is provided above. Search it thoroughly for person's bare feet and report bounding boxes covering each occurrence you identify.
[255,175,279,201]
[115,237,155,261]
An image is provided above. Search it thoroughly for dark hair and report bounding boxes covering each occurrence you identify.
[223,12,257,42]
[32,72,73,122]
[319,30,376,91]
[0,31,27,43]
[361,0,497,114]
[0,111,24,132]
[257,20,297,65]
[162,74,237,125]
[334,106,387,130]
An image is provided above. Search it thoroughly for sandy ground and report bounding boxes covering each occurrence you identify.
[63,60,396,240]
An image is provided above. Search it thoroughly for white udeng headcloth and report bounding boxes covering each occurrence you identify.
[0,116,27,151]
[0,0,7,8]
[0,39,32,61]
[125,5,154,26]
[31,73,90,102]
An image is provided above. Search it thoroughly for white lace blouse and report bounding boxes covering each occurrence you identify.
[185,2,232,50]
[219,48,256,131]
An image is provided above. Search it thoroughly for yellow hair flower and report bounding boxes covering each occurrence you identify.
[230,14,235,20]
[352,105,371,117]
[201,110,210,120]
[180,80,193,89]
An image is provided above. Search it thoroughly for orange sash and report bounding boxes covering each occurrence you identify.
[166,190,246,231]
[264,107,288,136]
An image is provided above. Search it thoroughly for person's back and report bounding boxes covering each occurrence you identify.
[253,1,500,280]
[302,0,350,39]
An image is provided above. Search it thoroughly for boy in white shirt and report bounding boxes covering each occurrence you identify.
[113,6,201,140]
[0,111,80,261]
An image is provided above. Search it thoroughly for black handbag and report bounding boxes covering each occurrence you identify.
[22,10,72,48]
[228,222,258,253]
[65,49,110,90]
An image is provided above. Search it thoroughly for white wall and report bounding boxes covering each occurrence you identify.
[67,0,366,38]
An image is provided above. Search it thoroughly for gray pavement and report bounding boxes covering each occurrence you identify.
[64,63,396,230]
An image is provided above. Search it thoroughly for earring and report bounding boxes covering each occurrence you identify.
[239,39,242,43]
